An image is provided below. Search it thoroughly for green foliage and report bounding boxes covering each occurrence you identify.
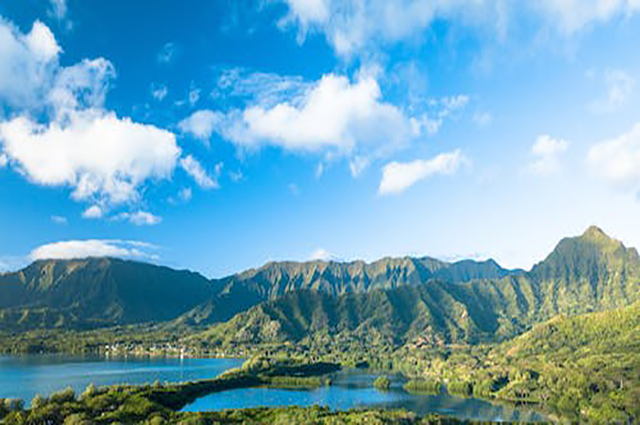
[373,376,391,391]
[264,376,330,389]
[447,381,473,397]
[0,257,214,331]
[30,394,46,410]
[49,387,75,404]
[403,379,441,395]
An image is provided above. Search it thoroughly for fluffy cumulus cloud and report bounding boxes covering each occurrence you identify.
[30,239,158,260]
[223,73,412,153]
[178,109,223,142]
[0,19,61,110]
[180,155,221,189]
[587,123,640,195]
[379,149,465,195]
[279,0,640,56]
[0,110,180,205]
[529,134,569,175]
[0,18,182,220]
[82,205,103,219]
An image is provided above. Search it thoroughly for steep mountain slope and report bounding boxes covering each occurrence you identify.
[0,258,215,330]
[177,256,517,326]
[190,284,515,347]
[529,225,640,315]
[191,226,640,346]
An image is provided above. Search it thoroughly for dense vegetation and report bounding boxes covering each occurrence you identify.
[0,258,216,330]
[1,226,638,423]
[373,376,391,391]
[0,241,524,332]
[0,358,489,424]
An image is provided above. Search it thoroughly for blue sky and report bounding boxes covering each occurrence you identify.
[1,0,640,277]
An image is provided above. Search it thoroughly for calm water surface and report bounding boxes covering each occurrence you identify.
[183,370,548,422]
[0,356,547,422]
[0,355,242,404]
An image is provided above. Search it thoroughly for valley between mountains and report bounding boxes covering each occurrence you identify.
[0,226,638,422]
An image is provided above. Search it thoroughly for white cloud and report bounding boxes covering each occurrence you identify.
[309,247,334,261]
[473,111,493,127]
[115,211,162,226]
[279,0,640,56]
[179,187,193,201]
[151,83,168,101]
[157,42,177,63]
[48,58,116,115]
[0,109,180,205]
[590,69,636,113]
[529,134,569,175]
[0,153,7,167]
[30,239,158,260]
[214,67,310,108]
[180,155,221,189]
[411,95,469,136]
[82,205,103,219]
[0,18,180,220]
[379,149,465,195]
[188,85,200,106]
[534,0,640,34]
[587,122,640,195]
[51,215,67,225]
[223,73,412,153]
[178,110,223,142]
[348,156,370,177]
[49,0,68,19]
[0,19,61,110]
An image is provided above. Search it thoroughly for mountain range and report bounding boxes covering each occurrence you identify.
[0,226,638,344]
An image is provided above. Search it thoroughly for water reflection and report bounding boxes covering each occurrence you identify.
[183,370,548,423]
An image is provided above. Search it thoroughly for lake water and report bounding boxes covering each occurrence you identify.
[0,356,547,422]
[183,370,547,422]
[0,355,243,403]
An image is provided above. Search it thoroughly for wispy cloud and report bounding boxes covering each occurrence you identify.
[379,149,466,195]
[590,69,635,114]
[180,155,222,189]
[587,122,640,196]
[528,134,569,175]
[157,42,177,64]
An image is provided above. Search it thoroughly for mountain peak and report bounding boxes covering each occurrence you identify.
[582,225,609,240]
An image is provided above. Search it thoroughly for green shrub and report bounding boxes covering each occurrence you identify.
[50,387,75,404]
[31,394,46,409]
[373,376,391,391]
[403,379,441,395]
[447,381,473,397]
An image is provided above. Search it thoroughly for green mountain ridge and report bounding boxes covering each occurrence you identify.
[175,255,518,326]
[0,226,637,334]
[0,258,216,330]
[190,226,639,347]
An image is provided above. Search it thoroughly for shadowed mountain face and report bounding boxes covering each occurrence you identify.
[190,227,640,346]
[0,258,215,330]
[0,226,637,334]
[174,256,518,326]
